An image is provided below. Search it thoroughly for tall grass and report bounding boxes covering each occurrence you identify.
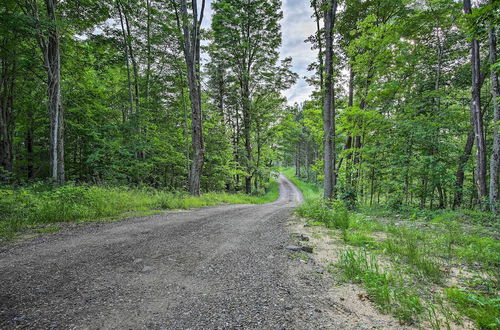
[0,181,278,238]
[338,248,424,324]
[285,168,499,328]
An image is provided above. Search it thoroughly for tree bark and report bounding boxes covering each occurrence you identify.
[0,59,14,173]
[464,0,487,206]
[488,24,499,213]
[117,1,134,119]
[242,81,252,194]
[323,0,338,200]
[45,0,64,184]
[453,97,491,209]
[178,0,205,196]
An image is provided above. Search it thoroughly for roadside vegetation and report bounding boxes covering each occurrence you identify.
[284,170,499,329]
[0,181,278,240]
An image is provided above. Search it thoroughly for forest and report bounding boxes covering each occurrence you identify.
[0,0,498,212]
[0,0,499,328]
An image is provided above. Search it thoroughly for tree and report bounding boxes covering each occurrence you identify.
[488,24,499,213]
[322,0,338,200]
[211,0,284,194]
[464,0,487,207]
[174,0,206,196]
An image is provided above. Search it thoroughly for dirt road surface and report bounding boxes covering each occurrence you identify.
[0,175,393,329]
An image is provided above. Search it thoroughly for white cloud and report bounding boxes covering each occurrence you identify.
[280,0,316,104]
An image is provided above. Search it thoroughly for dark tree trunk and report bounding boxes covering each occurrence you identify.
[0,59,14,173]
[322,0,338,200]
[26,119,34,180]
[464,0,487,206]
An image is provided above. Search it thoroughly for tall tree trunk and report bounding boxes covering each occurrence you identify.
[122,2,140,119]
[45,0,64,184]
[453,97,491,208]
[178,0,206,196]
[488,24,499,213]
[0,59,14,173]
[242,82,252,194]
[464,0,487,206]
[145,0,152,102]
[323,0,337,200]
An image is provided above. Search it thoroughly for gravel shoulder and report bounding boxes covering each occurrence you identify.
[1,175,381,329]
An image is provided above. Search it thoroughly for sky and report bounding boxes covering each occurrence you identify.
[201,0,317,105]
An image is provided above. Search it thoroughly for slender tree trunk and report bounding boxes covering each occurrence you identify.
[343,66,354,182]
[242,82,252,194]
[145,0,151,102]
[370,167,375,206]
[45,0,64,184]
[488,25,499,213]
[323,0,337,200]
[122,3,140,119]
[453,97,491,208]
[178,0,206,196]
[178,69,191,180]
[117,1,134,118]
[26,116,34,180]
[464,0,487,206]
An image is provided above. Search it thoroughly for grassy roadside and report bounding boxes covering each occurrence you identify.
[0,180,278,239]
[283,170,499,329]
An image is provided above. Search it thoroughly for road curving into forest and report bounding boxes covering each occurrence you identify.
[0,175,373,329]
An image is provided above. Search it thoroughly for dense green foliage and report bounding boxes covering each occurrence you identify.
[278,0,499,213]
[0,0,292,194]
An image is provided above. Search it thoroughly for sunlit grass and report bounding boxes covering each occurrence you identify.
[0,180,278,239]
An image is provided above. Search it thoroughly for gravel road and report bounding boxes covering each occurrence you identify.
[0,175,358,329]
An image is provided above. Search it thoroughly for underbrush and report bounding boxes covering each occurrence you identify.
[0,181,278,239]
[284,170,499,329]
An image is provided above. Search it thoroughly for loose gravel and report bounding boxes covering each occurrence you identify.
[1,176,366,329]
